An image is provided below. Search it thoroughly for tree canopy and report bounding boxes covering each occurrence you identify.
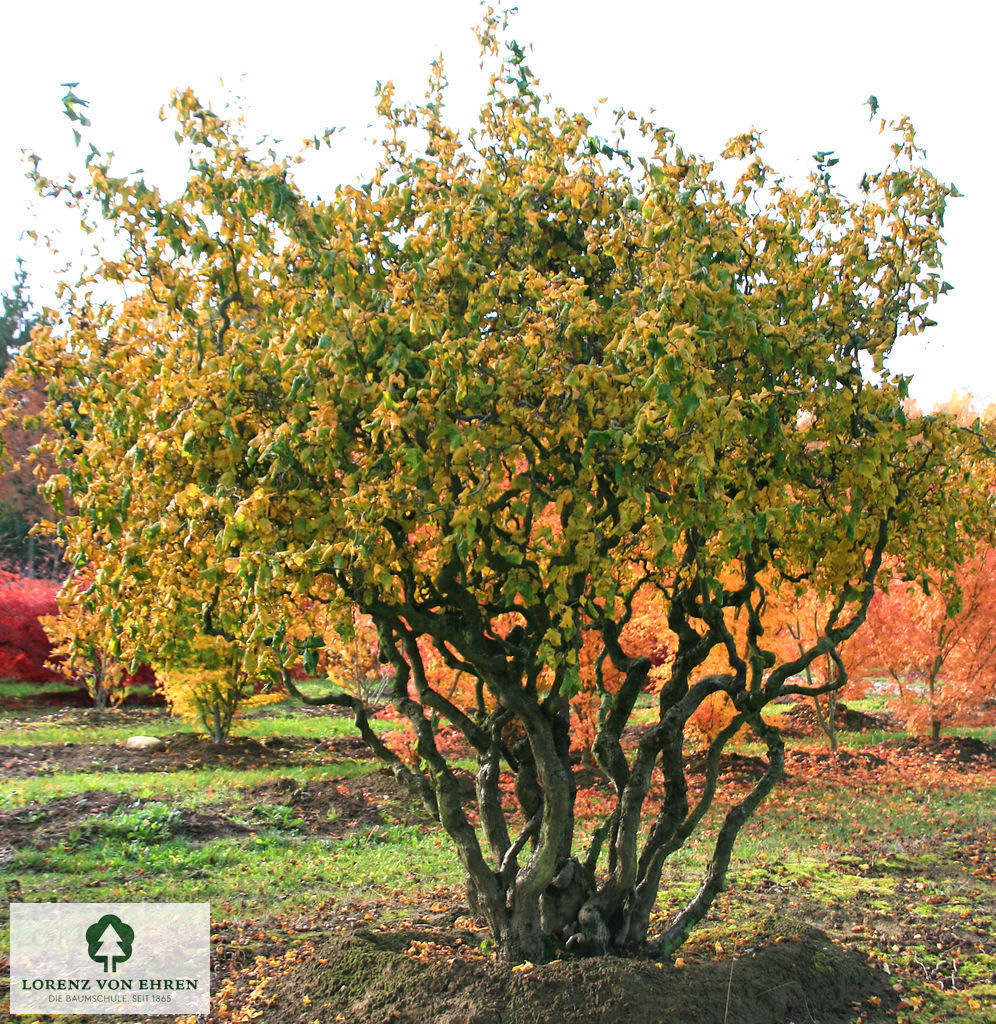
[5,15,991,963]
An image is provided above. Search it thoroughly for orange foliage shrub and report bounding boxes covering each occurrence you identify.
[688,691,741,745]
[849,550,996,738]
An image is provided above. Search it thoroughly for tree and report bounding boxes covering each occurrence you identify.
[41,573,150,710]
[849,550,996,739]
[7,14,991,963]
[319,607,393,704]
[158,634,286,743]
[768,583,870,753]
[0,375,65,578]
[41,591,125,710]
[0,259,38,378]
[0,260,62,576]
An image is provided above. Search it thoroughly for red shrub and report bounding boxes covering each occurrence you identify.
[0,570,61,682]
[0,570,159,705]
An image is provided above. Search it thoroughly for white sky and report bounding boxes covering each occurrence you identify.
[2,0,992,409]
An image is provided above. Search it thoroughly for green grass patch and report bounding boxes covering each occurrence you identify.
[0,678,81,699]
[0,718,179,746]
[232,711,389,741]
[0,704,390,746]
[2,824,461,951]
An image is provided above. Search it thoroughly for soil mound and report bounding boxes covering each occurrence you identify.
[785,747,889,777]
[896,735,996,766]
[686,750,769,782]
[778,699,893,736]
[262,922,897,1024]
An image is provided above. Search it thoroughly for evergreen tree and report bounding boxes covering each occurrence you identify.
[0,259,38,377]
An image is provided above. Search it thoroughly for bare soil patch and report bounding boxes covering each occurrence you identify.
[0,790,129,849]
[3,729,994,796]
[0,769,431,853]
[241,769,433,837]
[0,731,372,779]
[0,791,250,850]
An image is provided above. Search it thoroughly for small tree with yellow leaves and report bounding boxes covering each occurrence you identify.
[158,635,284,744]
[41,576,128,711]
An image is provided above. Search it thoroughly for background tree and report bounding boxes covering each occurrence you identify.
[8,16,991,964]
[41,576,126,710]
[40,573,158,711]
[849,550,996,739]
[768,584,871,753]
[318,608,393,704]
[0,259,38,378]
[0,259,63,576]
[157,633,286,743]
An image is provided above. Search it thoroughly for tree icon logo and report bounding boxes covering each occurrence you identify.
[85,914,134,973]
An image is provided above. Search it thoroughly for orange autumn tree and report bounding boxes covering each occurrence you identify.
[767,583,871,752]
[850,550,996,739]
[308,605,391,704]
[572,583,673,767]
[680,576,865,751]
